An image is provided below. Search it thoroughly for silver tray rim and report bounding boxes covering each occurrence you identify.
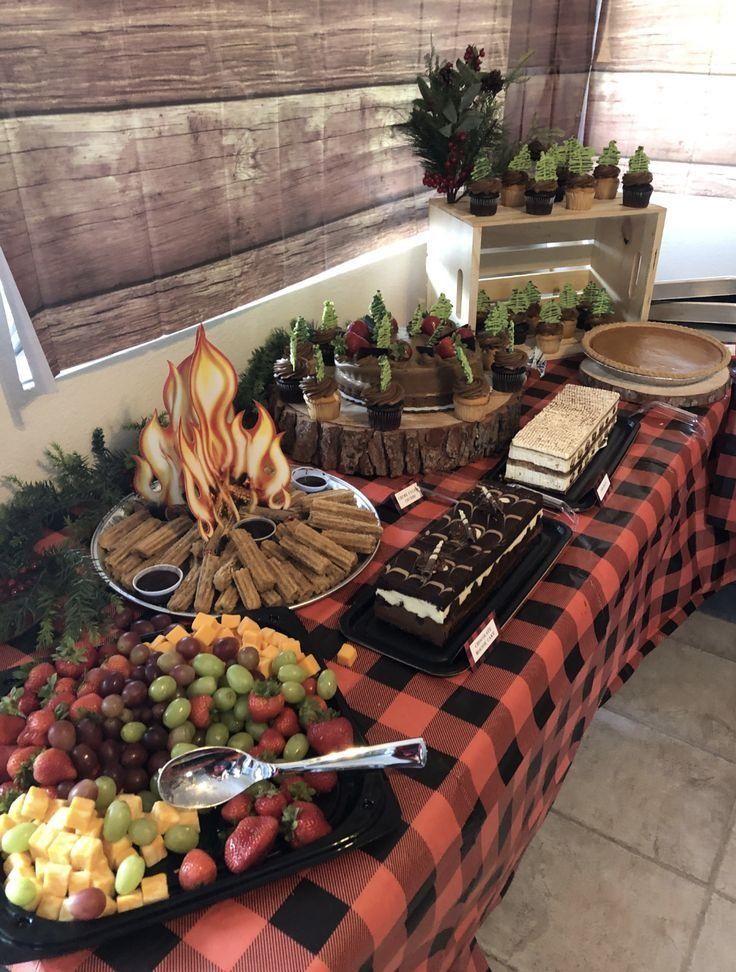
[90,473,381,616]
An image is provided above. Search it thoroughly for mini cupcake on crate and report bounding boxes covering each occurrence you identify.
[523,280,542,331]
[491,317,528,393]
[501,144,532,207]
[453,336,491,421]
[535,301,564,355]
[477,301,509,369]
[565,142,596,211]
[594,140,621,199]
[623,146,653,208]
[311,299,342,366]
[273,316,312,403]
[300,346,341,421]
[507,287,531,345]
[366,353,405,431]
[475,288,493,329]
[586,287,616,329]
[576,280,600,331]
[525,150,558,215]
[558,282,579,339]
[468,155,502,216]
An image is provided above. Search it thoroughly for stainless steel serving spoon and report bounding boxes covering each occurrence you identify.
[158,739,428,809]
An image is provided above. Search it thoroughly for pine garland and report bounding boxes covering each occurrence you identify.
[234,326,290,419]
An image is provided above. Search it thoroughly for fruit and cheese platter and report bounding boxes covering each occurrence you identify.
[0,607,399,958]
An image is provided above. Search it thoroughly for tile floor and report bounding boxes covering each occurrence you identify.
[478,583,736,972]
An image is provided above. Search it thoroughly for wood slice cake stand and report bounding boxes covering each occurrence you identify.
[578,359,731,406]
[273,391,523,477]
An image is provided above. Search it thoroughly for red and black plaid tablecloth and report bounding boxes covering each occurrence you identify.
[3,358,736,972]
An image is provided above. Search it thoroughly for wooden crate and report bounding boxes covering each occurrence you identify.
[426,197,666,326]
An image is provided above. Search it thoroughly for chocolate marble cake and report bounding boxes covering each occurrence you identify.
[374,483,543,647]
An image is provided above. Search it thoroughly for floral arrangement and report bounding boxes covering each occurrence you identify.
[400,44,526,202]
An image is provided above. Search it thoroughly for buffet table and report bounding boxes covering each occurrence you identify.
[4,358,736,972]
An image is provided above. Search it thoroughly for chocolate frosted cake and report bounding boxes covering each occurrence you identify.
[374,483,543,646]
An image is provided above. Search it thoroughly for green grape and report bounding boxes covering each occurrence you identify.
[233,696,251,721]
[163,698,192,729]
[5,873,39,909]
[283,733,309,761]
[156,652,178,674]
[245,720,267,741]
[128,817,158,847]
[317,670,338,700]
[226,666,254,695]
[115,853,145,895]
[139,790,156,814]
[149,774,161,800]
[103,800,132,843]
[95,776,117,813]
[192,654,225,679]
[120,721,146,743]
[168,722,195,746]
[219,711,242,733]
[170,742,198,759]
[280,681,306,705]
[187,676,217,697]
[163,824,199,854]
[205,723,229,747]
[277,664,307,684]
[149,675,177,702]
[213,687,236,711]
[228,732,254,751]
[270,650,297,676]
[2,822,38,855]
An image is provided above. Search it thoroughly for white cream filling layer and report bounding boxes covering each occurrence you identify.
[376,511,542,625]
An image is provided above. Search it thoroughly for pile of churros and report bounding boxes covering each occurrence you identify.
[96,487,382,613]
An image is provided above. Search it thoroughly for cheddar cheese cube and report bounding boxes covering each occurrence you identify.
[140,834,167,868]
[176,809,200,832]
[299,654,320,677]
[67,870,92,894]
[58,898,74,922]
[77,816,104,839]
[28,823,56,861]
[336,642,358,668]
[149,634,167,648]
[21,786,50,822]
[165,624,189,646]
[48,831,78,865]
[0,814,14,840]
[36,892,64,921]
[192,612,213,631]
[34,859,48,880]
[117,794,143,820]
[101,894,117,917]
[71,835,106,871]
[89,863,115,896]
[116,890,143,912]
[221,614,241,629]
[140,873,169,905]
[41,861,71,898]
[67,796,96,831]
[102,837,135,869]
[4,852,33,878]
[195,620,221,647]
[150,802,179,834]
[44,799,65,822]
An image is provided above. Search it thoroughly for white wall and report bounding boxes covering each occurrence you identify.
[1,236,428,488]
[654,192,736,282]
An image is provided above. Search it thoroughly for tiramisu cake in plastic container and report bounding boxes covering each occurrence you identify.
[374,483,543,647]
[505,385,620,492]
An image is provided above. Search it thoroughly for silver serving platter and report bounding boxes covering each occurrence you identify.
[90,472,381,615]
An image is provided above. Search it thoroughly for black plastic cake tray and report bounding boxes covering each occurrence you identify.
[340,517,571,676]
[0,608,401,960]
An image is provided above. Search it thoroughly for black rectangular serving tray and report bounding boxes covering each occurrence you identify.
[485,413,640,512]
[0,608,401,961]
[340,517,571,677]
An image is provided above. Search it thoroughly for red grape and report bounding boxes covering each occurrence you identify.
[147,751,170,775]
[177,637,203,661]
[212,637,239,663]
[171,664,195,687]
[56,780,74,799]
[101,695,124,719]
[131,619,155,637]
[121,743,147,768]
[129,644,150,666]
[68,779,98,802]
[123,766,149,793]
[151,702,167,722]
[47,720,76,752]
[76,718,104,751]
[117,632,139,656]
[100,739,122,764]
[103,717,123,739]
[71,744,100,778]
[122,681,147,708]
[150,613,172,630]
[142,726,168,752]
[102,762,125,790]
[100,672,125,697]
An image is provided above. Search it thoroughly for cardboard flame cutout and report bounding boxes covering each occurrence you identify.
[133,326,290,538]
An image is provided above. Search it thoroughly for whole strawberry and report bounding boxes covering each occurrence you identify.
[24,662,56,694]
[53,644,86,679]
[33,749,77,787]
[282,801,332,848]
[248,682,284,723]
[189,695,214,729]
[179,849,217,890]
[7,746,43,786]
[272,707,299,738]
[69,693,103,722]
[306,715,354,755]
[17,709,57,747]
[302,770,338,794]
[258,728,285,757]
[18,692,40,717]
[224,815,278,874]
[254,786,288,820]
[221,792,252,824]
[0,744,16,783]
[0,713,25,746]
[298,696,327,730]
[278,775,315,803]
